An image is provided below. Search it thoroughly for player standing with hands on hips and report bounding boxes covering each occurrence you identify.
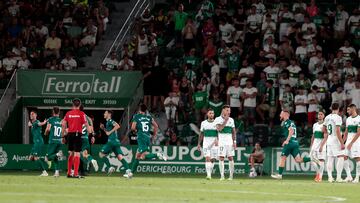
[62,99,91,178]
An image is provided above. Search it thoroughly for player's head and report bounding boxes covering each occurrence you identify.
[206,109,215,120]
[255,142,261,150]
[347,104,357,116]
[221,105,231,117]
[317,110,325,121]
[30,110,37,120]
[52,106,60,116]
[280,109,290,121]
[139,104,147,113]
[72,98,81,109]
[331,103,340,113]
[104,110,113,119]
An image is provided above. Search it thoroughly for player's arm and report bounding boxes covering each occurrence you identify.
[197,131,204,151]
[310,133,314,149]
[152,119,158,138]
[44,123,51,136]
[347,126,360,150]
[319,126,328,152]
[282,126,293,146]
[232,127,236,148]
[38,119,48,126]
[61,119,67,138]
[216,117,229,132]
[343,128,348,144]
[105,121,120,136]
[131,121,137,132]
[335,125,345,149]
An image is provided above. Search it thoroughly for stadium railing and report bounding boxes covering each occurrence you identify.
[0,70,17,131]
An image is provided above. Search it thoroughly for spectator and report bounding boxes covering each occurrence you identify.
[294,86,308,128]
[263,36,278,60]
[1,51,17,77]
[262,14,276,41]
[165,128,181,146]
[307,86,320,126]
[312,72,328,102]
[339,40,356,61]
[343,60,358,78]
[119,55,134,71]
[102,51,119,71]
[17,52,31,70]
[67,20,82,39]
[233,6,246,42]
[192,83,208,125]
[164,92,179,127]
[257,80,277,128]
[242,79,257,126]
[235,114,245,146]
[279,84,294,113]
[263,58,280,87]
[248,143,265,174]
[306,0,319,17]
[287,58,301,87]
[208,90,223,117]
[308,51,326,78]
[210,58,220,87]
[226,46,241,83]
[173,4,188,43]
[34,20,49,41]
[80,19,97,51]
[227,77,242,118]
[44,30,61,59]
[297,71,312,91]
[331,85,346,108]
[219,17,236,46]
[60,52,77,71]
[350,81,360,110]
[246,6,262,46]
[238,59,254,87]
[333,4,349,40]
[344,75,356,105]
[182,19,197,53]
[278,4,294,41]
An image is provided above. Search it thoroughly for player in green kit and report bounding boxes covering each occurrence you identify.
[125,104,167,178]
[44,107,63,177]
[28,110,48,176]
[99,110,130,177]
[271,109,319,179]
[79,105,98,173]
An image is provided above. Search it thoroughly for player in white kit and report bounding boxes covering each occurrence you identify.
[214,105,236,181]
[324,103,346,183]
[310,110,327,182]
[197,109,218,180]
[344,104,360,183]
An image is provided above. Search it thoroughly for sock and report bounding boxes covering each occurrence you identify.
[356,161,360,179]
[303,156,311,163]
[229,160,234,178]
[131,159,140,173]
[319,161,325,178]
[145,153,157,160]
[210,161,215,173]
[47,153,57,161]
[219,160,225,178]
[36,159,47,170]
[312,162,319,174]
[120,159,130,170]
[343,159,352,178]
[53,158,59,171]
[278,166,284,175]
[67,155,74,175]
[102,156,111,169]
[336,157,344,180]
[73,156,80,176]
[327,156,334,179]
[205,162,211,177]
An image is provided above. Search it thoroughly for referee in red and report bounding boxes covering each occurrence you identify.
[61,98,91,178]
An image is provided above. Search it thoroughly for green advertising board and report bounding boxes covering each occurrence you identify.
[16,70,142,107]
[1,145,357,176]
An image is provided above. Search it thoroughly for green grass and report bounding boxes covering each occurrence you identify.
[0,171,359,203]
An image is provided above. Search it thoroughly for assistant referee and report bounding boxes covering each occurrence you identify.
[61,98,90,178]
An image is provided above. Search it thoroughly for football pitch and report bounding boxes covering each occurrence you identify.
[0,172,359,203]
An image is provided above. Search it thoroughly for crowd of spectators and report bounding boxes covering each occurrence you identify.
[0,0,111,89]
[103,0,360,146]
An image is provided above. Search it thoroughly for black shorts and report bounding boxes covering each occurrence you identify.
[67,132,82,152]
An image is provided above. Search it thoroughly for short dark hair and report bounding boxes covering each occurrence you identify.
[30,110,37,114]
[266,80,274,85]
[348,104,357,109]
[53,106,60,114]
[140,104,147,112]
[331,103,340,110]
[207,108,214,112]
[222,105,230,109]
[72,98,81,107]
[106,110,114,115]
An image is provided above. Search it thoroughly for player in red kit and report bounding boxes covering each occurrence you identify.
[62,99,91,178]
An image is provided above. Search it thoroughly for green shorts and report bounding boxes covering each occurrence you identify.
[100,141,123,156]
[46,143,62,157]
[81,138,90,152]
[137,138,150,153]
[31,143,43,156]
[281,139,300,158]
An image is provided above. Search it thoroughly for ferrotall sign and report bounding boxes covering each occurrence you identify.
[17,70,141,99]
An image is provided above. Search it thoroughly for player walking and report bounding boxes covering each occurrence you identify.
[62,99,91,178]
[324,103,346,183]
[197,109,218,180]
[79,105,98,173]
[28,110,48,176]
[99,110,130,176]
[44,107,63,177]
[310,110,327,182]
[126,104,167,178]
[344,104,360,183]
[215,105,236,181]
[271,109,316,179]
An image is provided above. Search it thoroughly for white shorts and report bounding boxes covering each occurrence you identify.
[345,140,360,159]
[203,137,218,159]
[218,145,235,157]
[310,149,326,160]
[327,144,345,157]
